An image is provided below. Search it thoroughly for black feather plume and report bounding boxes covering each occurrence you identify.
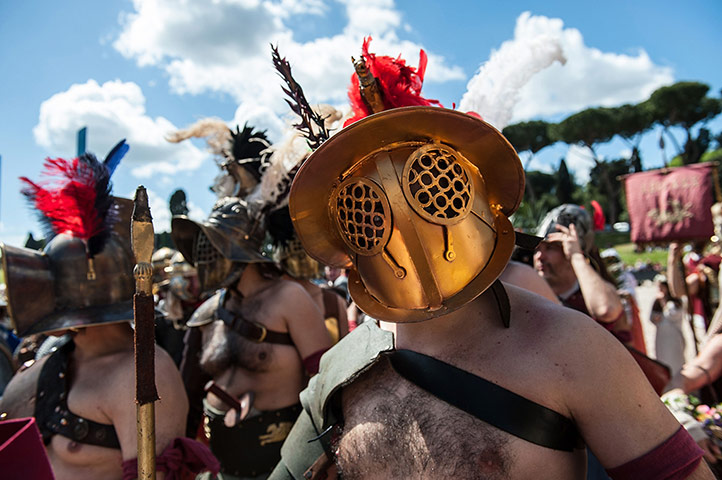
[267,206,297,248]
[228,123,269,182]
[271,44,330,150]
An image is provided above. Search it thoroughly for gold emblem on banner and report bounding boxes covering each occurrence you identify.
[647,199,694,227]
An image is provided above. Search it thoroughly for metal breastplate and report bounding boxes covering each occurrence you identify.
[204,400,302,478]
[35,342,121,449]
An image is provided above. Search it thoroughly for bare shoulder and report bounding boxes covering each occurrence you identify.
[504,282,599,343]
[500,261,559,303]
[272,278,322,317]
[275,277,315,300]
[504,283,628,377]
[107,344,181,387]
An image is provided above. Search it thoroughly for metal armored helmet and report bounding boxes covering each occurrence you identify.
[1,232,134,337]
[0,143,134,337]
[171,196,271,294]
[536,204,594,253]
[289,106,524,323]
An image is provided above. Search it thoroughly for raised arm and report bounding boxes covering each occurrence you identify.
[547,224,622,322]
[667,242,701,299]
[666,333,722,394]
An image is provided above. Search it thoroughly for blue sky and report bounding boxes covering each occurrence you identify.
[1,0,721,247]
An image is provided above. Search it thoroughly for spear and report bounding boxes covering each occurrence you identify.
[132,186,158,479]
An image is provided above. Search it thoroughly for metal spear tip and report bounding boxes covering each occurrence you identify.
[132,186,152,222]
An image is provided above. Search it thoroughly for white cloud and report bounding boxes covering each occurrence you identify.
[525,152,554,174]
[33,79,208,177]
[509,13,674,121]
[565,144,595,183]
[113,0,464,139]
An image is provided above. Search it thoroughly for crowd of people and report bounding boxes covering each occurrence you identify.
[0,39,721,480]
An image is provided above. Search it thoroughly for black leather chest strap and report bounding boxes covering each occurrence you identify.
[35,342,121,449]
[216,293,294,346]
[388,349,583,452]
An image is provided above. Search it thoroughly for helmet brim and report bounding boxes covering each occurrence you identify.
[289,106,524,269]
[171,215,272,265]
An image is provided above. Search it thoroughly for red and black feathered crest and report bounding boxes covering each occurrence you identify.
[344,37,442,127]
[20,141,127,256]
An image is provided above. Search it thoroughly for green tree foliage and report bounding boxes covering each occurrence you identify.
[548,107,621,223]
[644,81,722,164]
[502,121,553,155]
[587,158,634,225]
[511,169,578,232]
[556,159,576,204]
[502,121,555,207]
[548,107,617,147]
[610,104,653,172]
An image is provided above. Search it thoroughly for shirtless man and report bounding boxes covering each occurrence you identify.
[269,107,711,479]
[173,197,332,479]
[268,206,349,343]
[0,149,215,479]
[0,323,187,480]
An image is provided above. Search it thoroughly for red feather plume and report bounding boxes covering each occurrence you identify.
[21,155,113,254]
[344,37,442,127]
[590,200,606,231]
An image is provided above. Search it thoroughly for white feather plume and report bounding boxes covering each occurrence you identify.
[458,29,566,130]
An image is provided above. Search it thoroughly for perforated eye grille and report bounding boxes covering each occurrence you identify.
[403,144,473,225]
[193,231,221,265]
[334,178,391,256]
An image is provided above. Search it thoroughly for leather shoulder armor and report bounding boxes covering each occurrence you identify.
[186,290,224,328]
[271,322,394,479]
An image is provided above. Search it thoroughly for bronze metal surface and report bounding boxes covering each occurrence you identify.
[0,243,55,335]
[289,106,523,269]
[274,238,324,280]
[349,212,515,323]
[289,106,522,322]
[137,402,156,480]
[331,177,392,257]
[353,56,385,114]
[171,197,271,266]
[401,144,474,226]
[2,234,135,337]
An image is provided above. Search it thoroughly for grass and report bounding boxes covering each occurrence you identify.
[615,243,668,268]
[595,231,668,268]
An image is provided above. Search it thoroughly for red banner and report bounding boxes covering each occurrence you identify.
[624,163,716,243]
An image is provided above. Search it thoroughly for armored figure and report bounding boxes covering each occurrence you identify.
[173,195,332,479]
[266,43,711,477]
[0,143,217,480]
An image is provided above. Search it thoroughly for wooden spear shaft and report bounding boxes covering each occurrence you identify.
[132,186,159,480]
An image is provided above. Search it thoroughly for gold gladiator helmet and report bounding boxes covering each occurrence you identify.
[289,106,524,322]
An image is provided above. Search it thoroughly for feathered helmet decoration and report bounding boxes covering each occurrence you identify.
[20,140,128,261]
[166,120,270,199]
[2,140,137,336]
[344,36,442,127]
